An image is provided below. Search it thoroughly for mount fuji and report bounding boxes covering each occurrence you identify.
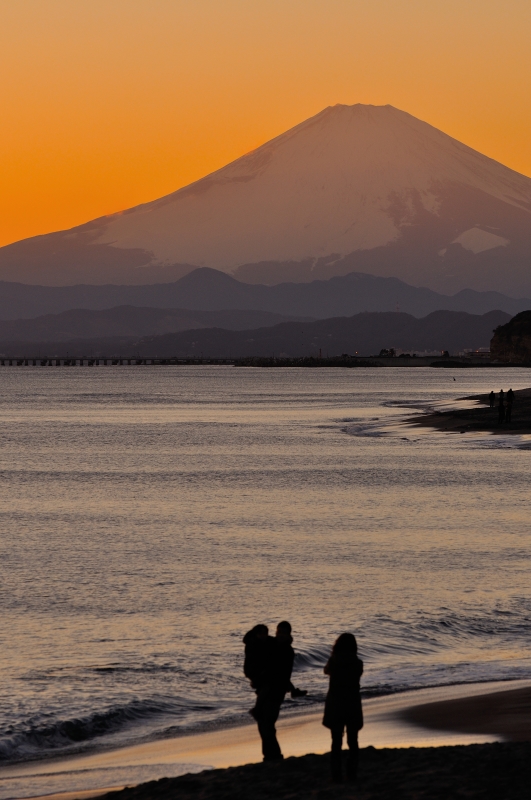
[2,104,531,295]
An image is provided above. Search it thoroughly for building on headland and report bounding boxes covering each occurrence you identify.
[460,347,491,359]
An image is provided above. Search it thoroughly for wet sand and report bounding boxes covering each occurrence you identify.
[101,742,531,800]
[5,681,530,800]
[407,387,531,434]
[402,685,531,741]
[98,685,531,800]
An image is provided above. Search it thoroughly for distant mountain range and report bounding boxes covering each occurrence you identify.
[0,306,310,342]
[1,104,530,294]
[0,268,529,323]
[0,310,509,359]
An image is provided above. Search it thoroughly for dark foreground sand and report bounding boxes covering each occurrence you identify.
[408,387,531,434]
[99,687,531,800]
[100,743,531,800]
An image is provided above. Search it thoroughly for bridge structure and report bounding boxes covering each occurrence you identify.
[0,355,503,368]
[0,357,236,367]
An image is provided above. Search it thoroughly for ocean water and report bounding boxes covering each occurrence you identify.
[1,366,530,769]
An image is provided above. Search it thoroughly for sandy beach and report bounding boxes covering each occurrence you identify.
[101,742,531,800]
[402,684,531,740]
[3,681,530,800]
[99,684,531,800]
[407,387,531,434]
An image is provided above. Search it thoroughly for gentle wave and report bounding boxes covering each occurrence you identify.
[4,602,530,765]
[0,696,215,763]
[293,644,331,670]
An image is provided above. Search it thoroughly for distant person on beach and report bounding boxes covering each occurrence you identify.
[506,388,514,423]
[243,621,306,761]
[323,633,363,783]
[498,391,505,425]
[489,391,495,408]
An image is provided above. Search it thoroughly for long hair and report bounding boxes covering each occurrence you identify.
[331,632,357,658]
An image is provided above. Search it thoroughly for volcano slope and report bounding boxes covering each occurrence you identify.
[2,104,531,295]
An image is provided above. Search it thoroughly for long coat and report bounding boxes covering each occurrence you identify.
[322,654,363,730]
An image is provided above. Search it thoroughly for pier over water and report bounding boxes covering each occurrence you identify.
[0,358,235,367]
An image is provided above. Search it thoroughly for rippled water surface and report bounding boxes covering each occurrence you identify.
[1,366,530,765]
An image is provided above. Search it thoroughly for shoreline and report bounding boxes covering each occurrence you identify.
[100,741,531,800]
[3,679,530,800]
[402,684,531,741]
[406,386,531,435]
[0,677,517,771]
[97,683,531,800]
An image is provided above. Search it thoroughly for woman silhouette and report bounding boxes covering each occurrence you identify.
[323,633,363,782]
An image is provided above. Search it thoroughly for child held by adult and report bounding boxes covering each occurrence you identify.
[322,633,363,783]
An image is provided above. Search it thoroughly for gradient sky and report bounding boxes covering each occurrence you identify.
[1,0,530,248]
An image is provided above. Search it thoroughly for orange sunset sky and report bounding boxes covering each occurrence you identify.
[1,0,530,249]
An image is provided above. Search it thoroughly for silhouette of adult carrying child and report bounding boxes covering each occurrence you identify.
[243,621,307,761]
[323,633,363,783]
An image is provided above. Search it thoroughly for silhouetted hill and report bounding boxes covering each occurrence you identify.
[490,311,531,363]
[0,310,510,358]
[0,269,529,321]
[130,310,509,358]
[0,306,311,342]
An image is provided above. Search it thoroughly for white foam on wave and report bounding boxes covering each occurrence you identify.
[0,762,209,800]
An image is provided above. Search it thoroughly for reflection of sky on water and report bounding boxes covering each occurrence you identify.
[0,366,530,771]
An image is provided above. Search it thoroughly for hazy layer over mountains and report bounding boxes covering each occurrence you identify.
[0,306,310,343]
[1,311,508,359]
[1,268,530,323]
[2,104,530,295]
[129,311,508,359]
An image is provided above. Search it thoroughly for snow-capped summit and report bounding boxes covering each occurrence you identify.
[2,104,531,294]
